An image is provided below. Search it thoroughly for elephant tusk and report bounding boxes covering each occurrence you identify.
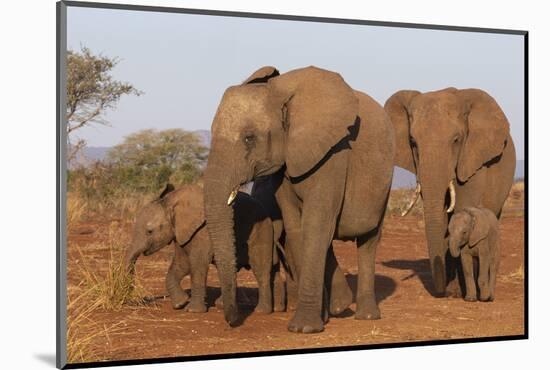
[226,186,239,206]
[401,183,421,217]
[446,180,456,213]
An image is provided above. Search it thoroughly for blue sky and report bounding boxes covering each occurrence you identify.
[67,6,525,159]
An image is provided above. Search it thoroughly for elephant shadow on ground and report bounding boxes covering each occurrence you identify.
[382,257,469,298]
[334,273,397,318]
[205,286,260,325]
[381,259,438,296]
[140,286,261,326]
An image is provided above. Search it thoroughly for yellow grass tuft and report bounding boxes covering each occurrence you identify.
[500,263,524,283]
[67,193,87,229]
[74,224,150,310]
[66,286,126,363]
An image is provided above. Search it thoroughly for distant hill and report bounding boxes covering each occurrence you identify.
[73,135,525,188]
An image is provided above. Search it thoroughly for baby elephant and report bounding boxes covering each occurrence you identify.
[124,183,285,313]
[448,207,500,302]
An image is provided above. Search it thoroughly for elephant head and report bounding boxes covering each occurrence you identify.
[203,66,358,326]
[385,88,510,294]
[448,208,491,258]
[124,184,205,278]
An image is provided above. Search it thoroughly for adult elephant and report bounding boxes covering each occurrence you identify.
[384,88,515,296]
[204,66,394,333]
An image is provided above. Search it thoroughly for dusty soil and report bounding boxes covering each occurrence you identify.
[67,193,525,363]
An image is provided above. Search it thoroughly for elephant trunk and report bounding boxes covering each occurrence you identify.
[422,196,448,295]
[204,156,243,326]
[448,238,461,258]
[123,232,147,285]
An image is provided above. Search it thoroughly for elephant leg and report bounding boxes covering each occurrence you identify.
[287,203,339,333]
[166,243,190,309]
[272,257,287,312]
[478,242,491,301]
[184,241,210,313]
[249,235,274,314]
[275,181,302,312]
[445,250,465,298]
[488,247,499,301]
[284,261,299,312]
[325,244,352,315]
[461,252,477,301]
[355,228,381,320]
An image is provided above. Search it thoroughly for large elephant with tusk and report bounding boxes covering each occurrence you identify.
[204,66,394,333]
[385,88,515,297]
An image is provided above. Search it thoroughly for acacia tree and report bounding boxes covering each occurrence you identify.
[66,47,141,163]
[107,129,209,192]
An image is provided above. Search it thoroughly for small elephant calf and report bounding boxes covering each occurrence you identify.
[124,183,285,313]
[448,207,500,302]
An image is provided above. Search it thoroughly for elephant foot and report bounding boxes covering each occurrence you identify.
[445,285,463,298]
[170,291,190,310]
[255,302,273,314]
[355,301,381,320]
[445,278,463,298]
[288,310,325,334]
[479,293,493,302]
[329,284,353,316]
[274,300,286,312]
[479,287,491,302]
[184,299,207,313]
[215,296,223,309]
[464,295,477,302]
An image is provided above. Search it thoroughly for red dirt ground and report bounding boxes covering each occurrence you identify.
[67,194,525,363]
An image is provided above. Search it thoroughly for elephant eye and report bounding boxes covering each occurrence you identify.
[244,133,256,145]
[410,137,416,147]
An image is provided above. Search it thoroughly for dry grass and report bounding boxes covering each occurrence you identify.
[387,187,424,216]
[502,181,525,217]
[67,191,153,224]
[66,224,153,363]
[74,224,150,310]
[66,287,126,363]
[67,193,87,229]
[500,263,524,283]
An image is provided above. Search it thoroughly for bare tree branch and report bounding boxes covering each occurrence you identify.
[66,46,142,160]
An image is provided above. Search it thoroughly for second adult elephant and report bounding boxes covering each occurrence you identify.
[204,66,394,333]
[384,88,515,296]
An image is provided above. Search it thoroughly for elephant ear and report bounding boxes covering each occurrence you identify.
[269,66,359,178]
[457,89,510,182]
[384,90,420,174]
[243,66,280,85]
[166,187,206,246]
[465,207,490,246]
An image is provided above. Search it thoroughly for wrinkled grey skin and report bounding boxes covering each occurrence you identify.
[251,171,353,314]
[124,184,285,313]
[448,208,500,302]
[204,66,394,333]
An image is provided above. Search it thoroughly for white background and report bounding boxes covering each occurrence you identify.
[0,0,544,369]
